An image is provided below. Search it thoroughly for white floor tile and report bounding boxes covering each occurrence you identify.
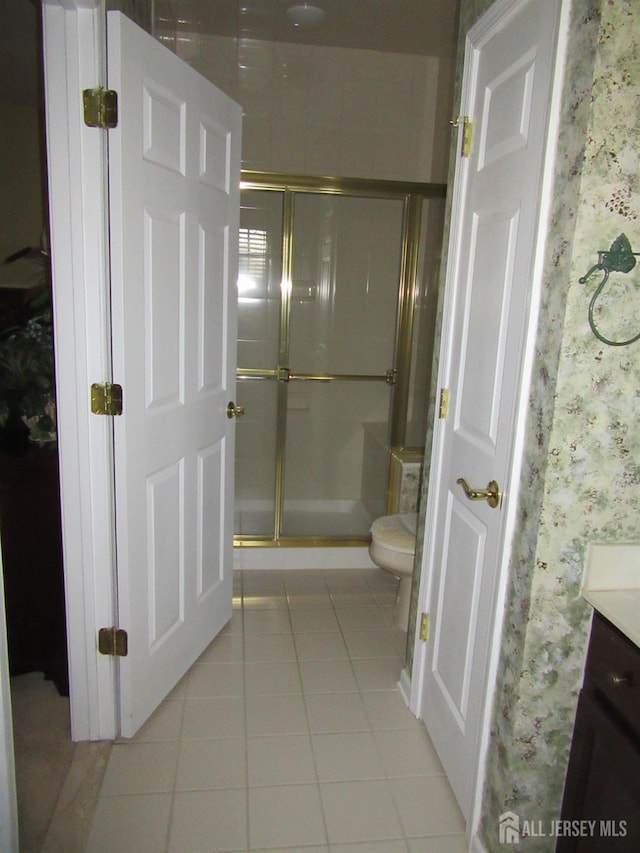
[407,835,467,852]
[100,742,179,796]
[117,696,183,743]
[76,569,468,853]
[287,591,333,608]
[389,776,466,837]
[299,659,359,693]
[248,734,316,786]
[243,608,292,635]
[332,842,408,852]
[245,660,302,696]
[305,692,370,734]
[85,793,172,853]
[169,788,248,851]
[373,728,445,778]
[186,663,245,698]
[181,696,246,739]
[320,779,404,843]
[294,632,348,661]
[311,731,384,782]
[361,690,424,731]
[290,607,341,634]
[342,629,397,659]
[335,606,388,632]
[246,694,309,736]
[176,737,247,790]
[197,633,244,664]
[351,656,404,691]
[248,784,327,849]
[244,632,297,662]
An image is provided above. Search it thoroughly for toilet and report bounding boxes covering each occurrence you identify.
[369,512,417,631]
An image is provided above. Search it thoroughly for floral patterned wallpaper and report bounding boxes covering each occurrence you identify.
[408,0,639,849]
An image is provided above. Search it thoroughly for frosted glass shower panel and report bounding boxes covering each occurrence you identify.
[237,190,283,370]
[288,194,405,375]
[282,381,392,538]
[233,379,278,535]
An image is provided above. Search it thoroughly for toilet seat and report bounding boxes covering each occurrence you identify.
[368,513,418,632]
[370,512,417,554]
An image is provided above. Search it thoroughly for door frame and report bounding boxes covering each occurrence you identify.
[42,0,117,741]
[408,0,569,844]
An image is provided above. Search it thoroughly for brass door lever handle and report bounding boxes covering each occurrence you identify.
[457,477,501,509]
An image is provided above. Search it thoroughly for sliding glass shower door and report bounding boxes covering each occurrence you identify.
[281,193,402,537]
[234,173,446,544]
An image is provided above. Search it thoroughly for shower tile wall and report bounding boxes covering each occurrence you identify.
[176,35,449,184]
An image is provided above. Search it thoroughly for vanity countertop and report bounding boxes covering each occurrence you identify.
[581,542,640,649]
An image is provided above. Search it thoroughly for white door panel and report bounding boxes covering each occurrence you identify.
[107,11,241,737]
[417,0,563,822]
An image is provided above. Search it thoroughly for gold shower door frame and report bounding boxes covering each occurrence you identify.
[235,171,446,547]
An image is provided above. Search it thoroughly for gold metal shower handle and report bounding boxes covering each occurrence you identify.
[456,477,501,509]
[226,402,245,419]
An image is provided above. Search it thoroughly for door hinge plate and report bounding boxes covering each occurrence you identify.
[98,627,128,657]
[438,388,449,419]
[461,117,473,157]
[83,87,118,129]
[451,115,473,157]
[91,382,123,416]
[385,368,398,385]
[420,612,430,642]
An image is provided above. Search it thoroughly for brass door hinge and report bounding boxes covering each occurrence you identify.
[83,87,118,129]
[91,382,123,416]
[420,612,430,642]
[98,627,128,657]
[438,388,449,419]
[450,116,473,158]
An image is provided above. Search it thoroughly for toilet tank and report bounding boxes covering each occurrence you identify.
[386,447,423,515]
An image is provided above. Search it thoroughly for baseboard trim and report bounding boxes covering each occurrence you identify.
[397,667,412,707]
[234,546,376,571]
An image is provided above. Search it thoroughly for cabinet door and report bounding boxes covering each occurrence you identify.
[558,689,640,851]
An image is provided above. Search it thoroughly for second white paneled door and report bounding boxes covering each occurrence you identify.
[107,11,241,737]
[415,0,565,828]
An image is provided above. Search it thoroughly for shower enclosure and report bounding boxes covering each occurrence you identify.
[234,172,445,546]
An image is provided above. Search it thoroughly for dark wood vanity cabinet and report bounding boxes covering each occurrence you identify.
[557,612,640,851]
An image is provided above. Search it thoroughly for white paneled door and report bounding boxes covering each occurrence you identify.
[415,0,564,826]
[107,12,241,737]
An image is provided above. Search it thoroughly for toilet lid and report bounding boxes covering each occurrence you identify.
[370,513,417,554]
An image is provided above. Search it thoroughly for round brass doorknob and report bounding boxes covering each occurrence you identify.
[226,402,245,419]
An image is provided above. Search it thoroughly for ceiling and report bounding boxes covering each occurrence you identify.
[162,0,461,58]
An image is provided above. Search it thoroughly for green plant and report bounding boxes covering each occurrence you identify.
[0,287,56,448]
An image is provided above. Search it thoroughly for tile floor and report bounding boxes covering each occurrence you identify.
[11,671,76,851]
[85,568,466,852]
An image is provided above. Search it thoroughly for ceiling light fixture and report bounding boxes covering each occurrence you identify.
[285,3,325,28]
